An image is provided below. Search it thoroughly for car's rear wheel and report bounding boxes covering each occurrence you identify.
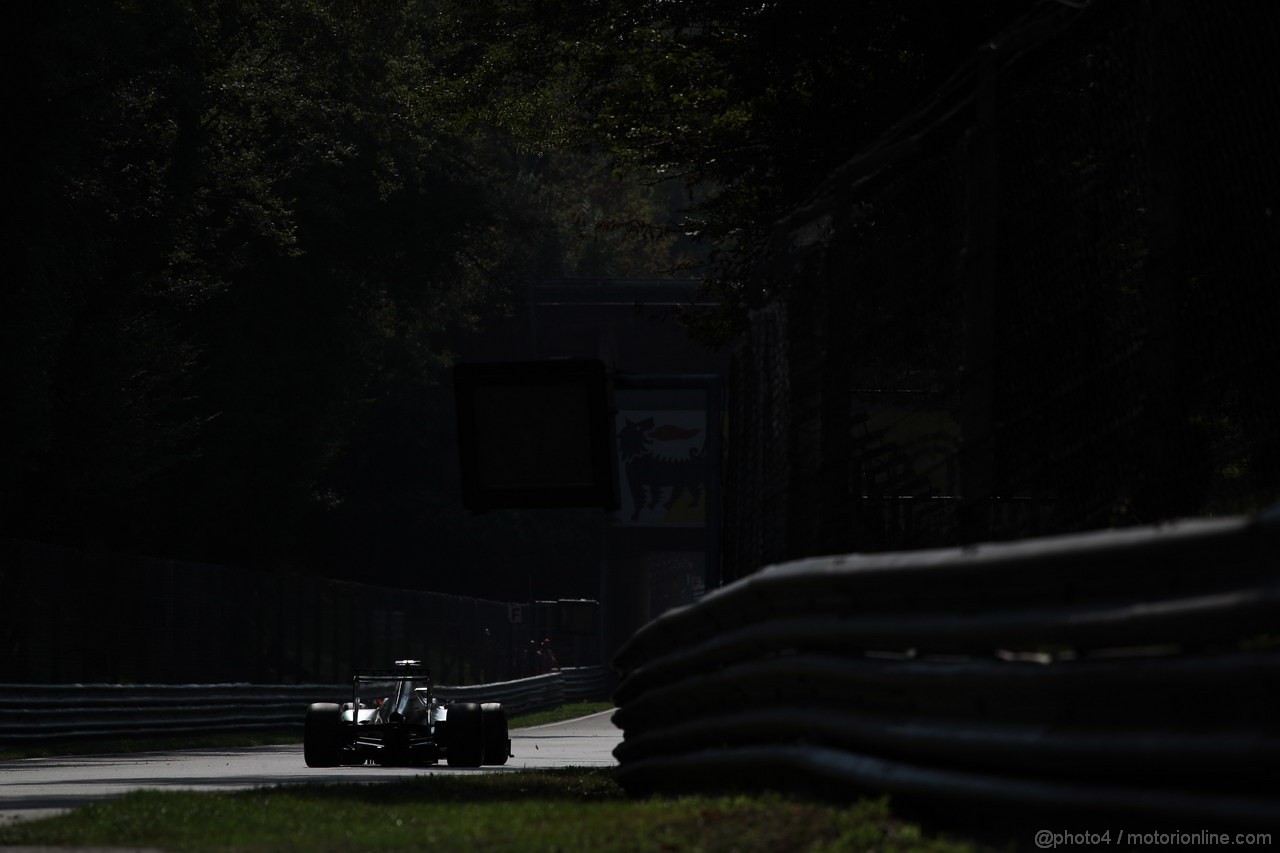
[481,702,509,766]
[445,702,484,767]
[304,702,343,768]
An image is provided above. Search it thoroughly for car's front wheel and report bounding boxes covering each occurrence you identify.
[304,702,343,768]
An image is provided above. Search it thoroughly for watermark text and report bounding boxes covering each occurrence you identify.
[1034,828,1272,849]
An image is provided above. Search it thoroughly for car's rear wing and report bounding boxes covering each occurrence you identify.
[353,669,433,681]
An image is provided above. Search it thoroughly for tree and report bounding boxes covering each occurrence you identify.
[435,0,1036,341]
[7,0,1039,583]
[7,1,543,566]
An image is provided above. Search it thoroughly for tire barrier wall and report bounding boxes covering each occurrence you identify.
[610,509,1280,829]
[0,666,613,745]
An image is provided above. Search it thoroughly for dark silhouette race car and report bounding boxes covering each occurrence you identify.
[304,660,510,767]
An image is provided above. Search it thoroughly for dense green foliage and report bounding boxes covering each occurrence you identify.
[471,0,1034,342]
[12,2,498,564]
[8,1,1033,588]
[7,1,687,579]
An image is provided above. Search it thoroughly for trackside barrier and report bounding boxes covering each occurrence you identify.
[0,666,613,744]
[435,666,615,711]
[610,510,1280,829]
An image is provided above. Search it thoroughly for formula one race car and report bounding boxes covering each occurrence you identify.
[304,660,510,768]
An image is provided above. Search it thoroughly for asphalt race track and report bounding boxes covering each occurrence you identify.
[0,710,622,826]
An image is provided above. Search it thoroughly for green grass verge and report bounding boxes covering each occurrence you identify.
[0,701,614,761]
[509,700,614,728]
[0,730,303,762]
[0,768,989,852]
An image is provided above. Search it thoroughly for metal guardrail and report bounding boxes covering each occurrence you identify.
[610,509,1280,829]
[438,666,615,712]
[0,667,614,745]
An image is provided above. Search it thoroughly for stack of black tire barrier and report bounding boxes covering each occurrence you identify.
[611,509,1280,830]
